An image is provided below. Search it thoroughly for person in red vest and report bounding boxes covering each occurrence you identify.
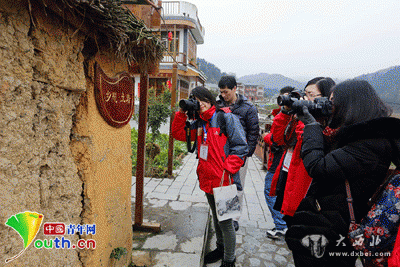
[262,86,295,239]
[268,77,336,237]
[172,86,248,267]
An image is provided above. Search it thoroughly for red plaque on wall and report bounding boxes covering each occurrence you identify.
[94,62,135,128]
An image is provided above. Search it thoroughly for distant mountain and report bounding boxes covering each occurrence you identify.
[197,59,305,97]
[197,58,228,84]
[238,73,305,97]
[198,57,400,112]
[354,66,400,113]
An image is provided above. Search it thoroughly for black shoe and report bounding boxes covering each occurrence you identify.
[204,243,224,264]
[233,220,239,231]
[220,258,236,267]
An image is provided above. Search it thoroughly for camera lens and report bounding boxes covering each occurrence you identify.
[179,99,189,110]
[277,95,293,106]
[290,97,332,117]
[179,98,200,113]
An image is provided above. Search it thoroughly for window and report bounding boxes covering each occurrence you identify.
[161,31,179,54]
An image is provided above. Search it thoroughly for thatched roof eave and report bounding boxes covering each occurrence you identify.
[35,0,165,66]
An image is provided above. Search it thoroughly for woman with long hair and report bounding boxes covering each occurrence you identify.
[288,79,400,266]
[266,77,336,240]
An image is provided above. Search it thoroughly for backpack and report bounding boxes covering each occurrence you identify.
[346,139,400,266]
[184,109,228,153]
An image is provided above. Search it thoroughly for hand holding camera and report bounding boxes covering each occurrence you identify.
[297,106,317,125]
[179,96,200,120]
[277,90,332,118]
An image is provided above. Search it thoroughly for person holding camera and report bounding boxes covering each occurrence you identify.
[171,86,248,267]
[267,77,336,239]
[286,79,400,266]
[217,75,260,231]
[261,86,295,238]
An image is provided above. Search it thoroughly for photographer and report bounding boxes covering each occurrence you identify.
[171,86,248,267]
[261,86,295,239]
[267,77,336,239]
[286,79,400,266]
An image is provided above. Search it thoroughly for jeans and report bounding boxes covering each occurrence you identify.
[264,171,287,230]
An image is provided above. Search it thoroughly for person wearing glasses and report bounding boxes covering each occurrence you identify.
[287,79,400,266]
[266,77,336,239]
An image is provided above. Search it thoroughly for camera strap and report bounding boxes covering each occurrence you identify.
[185,120,197,153]
[284,116,298,148]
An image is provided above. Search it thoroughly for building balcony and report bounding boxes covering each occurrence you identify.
[162,52,187,65]
[161,1,204,44]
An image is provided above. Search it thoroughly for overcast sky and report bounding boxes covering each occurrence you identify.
[185,0,400,81]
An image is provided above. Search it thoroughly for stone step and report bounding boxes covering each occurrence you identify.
[131,198,211,267]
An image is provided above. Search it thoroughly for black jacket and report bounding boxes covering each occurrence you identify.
[217,94,260,157]
[301,117,400,221]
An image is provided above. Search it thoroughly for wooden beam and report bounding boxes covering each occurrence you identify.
[134,70,148,226]
[167,25,178,176]
[167,62,178,175]
[133,66,161,232]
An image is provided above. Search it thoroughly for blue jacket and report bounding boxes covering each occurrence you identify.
[217,94,260,157]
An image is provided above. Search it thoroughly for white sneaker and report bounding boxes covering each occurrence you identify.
[266,228,287,239]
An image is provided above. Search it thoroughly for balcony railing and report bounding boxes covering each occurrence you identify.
[162,52,187,65]
[162,1,205,43]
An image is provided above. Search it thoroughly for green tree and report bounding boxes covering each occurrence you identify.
[146,86,172,141]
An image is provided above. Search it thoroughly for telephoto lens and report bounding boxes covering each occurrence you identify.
[291,97,332,117]
[277,90,305,107]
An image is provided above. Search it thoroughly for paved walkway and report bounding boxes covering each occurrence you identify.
[131,152,295,267]
[205,156,295,267]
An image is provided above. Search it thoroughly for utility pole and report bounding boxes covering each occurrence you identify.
[167,25,178,176]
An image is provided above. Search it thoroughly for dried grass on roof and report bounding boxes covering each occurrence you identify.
[40,0,165,65]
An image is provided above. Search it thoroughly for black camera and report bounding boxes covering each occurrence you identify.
[179,97,200,120]
[277,90,305,106]
[277,88,332,117]
[290,97,333,118]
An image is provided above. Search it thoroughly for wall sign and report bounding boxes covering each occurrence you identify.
[94,62,134,128]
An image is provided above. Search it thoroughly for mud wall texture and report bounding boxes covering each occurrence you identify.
[1,1,133,266]
[71,54,133,267]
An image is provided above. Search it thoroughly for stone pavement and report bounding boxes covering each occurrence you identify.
[130,151,297,267]
[131,152,210,267]
[204,156,295,267]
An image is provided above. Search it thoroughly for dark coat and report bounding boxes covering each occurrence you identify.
[217,94,259,157]
[301,117,400,221]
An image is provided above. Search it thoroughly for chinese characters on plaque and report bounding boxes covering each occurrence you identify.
[94,62,135,128]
